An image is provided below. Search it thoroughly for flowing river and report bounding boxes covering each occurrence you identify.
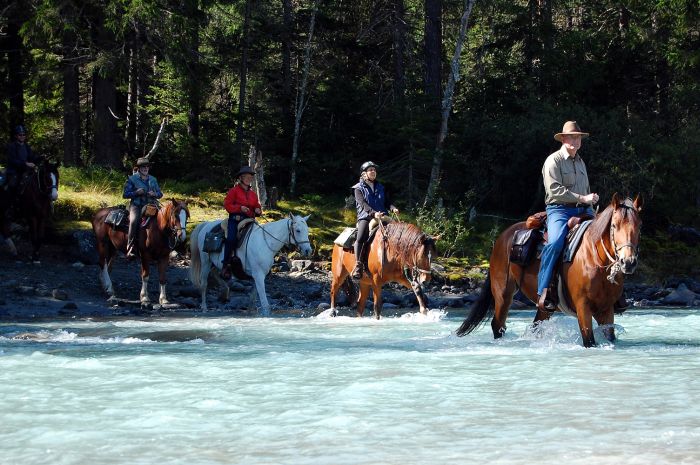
[1,307,699,464]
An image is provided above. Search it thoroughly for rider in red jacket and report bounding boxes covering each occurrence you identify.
[222,166,262,278]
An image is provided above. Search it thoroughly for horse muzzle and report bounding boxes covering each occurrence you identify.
[621,256,638,274]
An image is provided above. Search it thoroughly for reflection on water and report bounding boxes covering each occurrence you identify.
[1,308,700,465]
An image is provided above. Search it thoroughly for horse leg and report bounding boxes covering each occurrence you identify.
[158,258,169,305]
[211,269,231,303]
[330,269,349,316]
[198,256,212,311]
[576,307,596,348]
[397,275,429,314]
[29,217,40,262]
[489,267,517,339]
[252,272,271,317]
[372,282,383,320]
[5,237,18,256]
[594,310,616,343]
[140,260,151,304]
[356,282,371,318]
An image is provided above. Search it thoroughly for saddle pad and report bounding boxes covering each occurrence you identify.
[220,217,255,240]
[334,227,356,248]
[562,220,593,262]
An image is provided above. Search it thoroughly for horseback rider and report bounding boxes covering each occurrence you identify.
[5,125,39,200]
[221,166,262,279]
[122,157,163,259]
[537,121,598,312]
[351,161,399,279]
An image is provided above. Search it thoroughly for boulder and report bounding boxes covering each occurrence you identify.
[662,283,697,306]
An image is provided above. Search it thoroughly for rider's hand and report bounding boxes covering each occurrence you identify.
[374,211,384,219]
[254,208,262,215]
[391,207,399,214]
[581,193,599,205]
[241,206,249,213]
[26,162,36,169]
[147,190,156,196]
[135,188,146,196]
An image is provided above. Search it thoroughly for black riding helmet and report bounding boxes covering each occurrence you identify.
[13,125,27,135]
[360,161,378,173]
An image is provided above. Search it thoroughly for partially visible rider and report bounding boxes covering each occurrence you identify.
[122,157,163,259]
[5,125,39,201]
[351,161,399,279]
[221,166,262,279]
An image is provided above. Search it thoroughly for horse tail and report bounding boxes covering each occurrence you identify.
[189,221,206,288]
[456,272,494,337]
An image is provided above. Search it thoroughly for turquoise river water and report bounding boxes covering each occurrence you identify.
[1,307,699,465]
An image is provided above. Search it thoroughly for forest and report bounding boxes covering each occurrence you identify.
[1,0,699,229]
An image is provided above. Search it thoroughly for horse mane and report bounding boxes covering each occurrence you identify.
[383,222,431,265]
[587,199,636,244]
[157,200,174,229]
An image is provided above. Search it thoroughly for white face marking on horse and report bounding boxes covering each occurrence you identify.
[50,173,58,201]
[179,209,188,241]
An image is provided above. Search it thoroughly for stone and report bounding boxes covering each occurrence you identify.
[317,302,331,311]
[662,283,697,306]
[71,261,85,270]
[52,289,69,301]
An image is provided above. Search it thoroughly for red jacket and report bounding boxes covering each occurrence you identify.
[224,184,262,218]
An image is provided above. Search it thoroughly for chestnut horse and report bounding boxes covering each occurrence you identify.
[0,158,59,261]
[456,194,642,347]
[330,222,438,319]
[92,200,189,304]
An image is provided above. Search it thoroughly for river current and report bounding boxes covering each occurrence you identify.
[1,307,699,465]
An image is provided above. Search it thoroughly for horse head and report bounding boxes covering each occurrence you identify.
[37,158,59,202]
[163,199,190,245]
[415,233,439,283]
[609,193,643,274]
[288,212,313,257]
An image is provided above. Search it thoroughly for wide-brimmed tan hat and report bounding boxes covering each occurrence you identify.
[554,121,589,142]
[135,157,152,167]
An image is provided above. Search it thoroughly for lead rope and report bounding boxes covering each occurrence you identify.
[600,228,623,284]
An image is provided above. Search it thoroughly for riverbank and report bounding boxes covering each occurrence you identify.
[1,229,699,321]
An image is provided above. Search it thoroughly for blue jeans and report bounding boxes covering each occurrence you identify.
[537,204,594,295]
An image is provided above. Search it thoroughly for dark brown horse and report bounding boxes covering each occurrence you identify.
[330,222,438,319]
[0,158,59,262]
[456,193,643,347]
[92,200,190,304]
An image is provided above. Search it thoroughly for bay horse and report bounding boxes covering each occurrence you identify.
[189,213,313,315]
[456,193,643,347]
[92,200,190,304]
[0,158,59,261]
[330,222,438,319]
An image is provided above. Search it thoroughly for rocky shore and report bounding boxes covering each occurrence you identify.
[0,231,699,320]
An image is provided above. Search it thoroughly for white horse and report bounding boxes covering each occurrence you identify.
[189,213,312,315]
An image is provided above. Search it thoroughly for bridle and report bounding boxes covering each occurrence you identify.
[258,217,310,252]
[167,204,188,249]
[599,201,640,283]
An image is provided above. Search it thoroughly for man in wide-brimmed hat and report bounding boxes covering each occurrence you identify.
[537,121,599,312]
[122,157,163,259]
[221,166,262,279]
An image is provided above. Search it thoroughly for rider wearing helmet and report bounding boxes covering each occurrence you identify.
[221,166,262,279]
[5,125,38,196]
[351,161,399,279]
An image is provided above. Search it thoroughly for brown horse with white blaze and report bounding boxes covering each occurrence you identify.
[92,200,190,304]
[456,194,642,347]
[330,222,438,319]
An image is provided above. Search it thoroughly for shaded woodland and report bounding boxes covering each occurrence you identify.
[1,0,699,226]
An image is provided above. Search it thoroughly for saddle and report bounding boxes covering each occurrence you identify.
[203,218,255,254]
[333,218,391,251]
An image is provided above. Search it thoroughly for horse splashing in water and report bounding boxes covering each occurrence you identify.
[0,158,59,262]
[188,213,313,315]
[92,200,190,304]
[330,222,438,319]
[456,193,642,347]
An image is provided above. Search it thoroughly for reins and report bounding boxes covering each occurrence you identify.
[596,202,640,284]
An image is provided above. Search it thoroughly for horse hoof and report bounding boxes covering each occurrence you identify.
[159,299,170,305]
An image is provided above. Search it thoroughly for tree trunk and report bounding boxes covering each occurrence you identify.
[290,0,320,197]
[248,145,268,207]
[281,0,293,101]
[393,0,406,103]
[235,0,253,162]
[423,0,442,107]
[424,0,476,205]
[92,72,122,168]
[185,0,201,143]
[126,36,138,157]
[7,16,25,130]
[62,26,81,166]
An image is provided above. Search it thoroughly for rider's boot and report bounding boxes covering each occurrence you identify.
[351,261,364,280]
[537,287,557,313]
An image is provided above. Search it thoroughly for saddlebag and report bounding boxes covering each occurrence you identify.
[204,227,225,253]
[105,208,128,229]
[334,227,357,249]
[510,228,542,266]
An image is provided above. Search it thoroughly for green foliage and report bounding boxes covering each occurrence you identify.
[414,201,474,258]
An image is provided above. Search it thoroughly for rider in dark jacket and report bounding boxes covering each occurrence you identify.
[5,125,38,194]
[122,157,163,258]
[351,161,399,279]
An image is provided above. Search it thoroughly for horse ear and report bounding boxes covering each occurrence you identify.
[431,234,442,242]
[611,192,623,209]
[288,212,294,220]
[633,194,644,212]
[303,214,311,222]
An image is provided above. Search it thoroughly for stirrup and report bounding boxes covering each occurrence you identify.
[351,263,363,279]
